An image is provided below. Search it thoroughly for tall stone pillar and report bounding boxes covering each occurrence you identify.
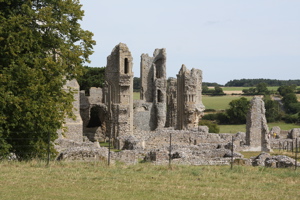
[166,77,177,128]
[246,96,272,152]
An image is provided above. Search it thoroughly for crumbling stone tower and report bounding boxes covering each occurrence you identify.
[104,43,134,148]
[246,96,271,152]
[176,65,205,130]
[140,49,167,129]
[166,77,177,128]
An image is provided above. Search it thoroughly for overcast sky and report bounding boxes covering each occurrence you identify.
[79,0,300,85]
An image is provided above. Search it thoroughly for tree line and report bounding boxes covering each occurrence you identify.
[225,78,300,87]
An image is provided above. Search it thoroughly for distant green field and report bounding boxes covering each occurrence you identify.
[219,122,300,134]
[202,95,253,111]
[221,86,279,91]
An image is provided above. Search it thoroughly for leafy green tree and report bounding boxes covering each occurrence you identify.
[256,82,269,95]
[77,66,105,95]
[226,97,250,124]
[133,77,141,92]
[0,0,95,159]
[277,85,297,96]
[202,85,209,94]
[213,86,225,96]
[264,96,282,122]
[282,93,298,114]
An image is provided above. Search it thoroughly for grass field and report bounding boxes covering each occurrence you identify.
[0,161,300,200]
[202,95,253,111]
[133,92,140,100]
[219,122,300,133]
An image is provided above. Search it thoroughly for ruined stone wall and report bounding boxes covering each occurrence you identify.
[245,96,271,152]
[59,79,83,142]
[104,43,134,148]
[176,65,205,130]
[137,48,167,130]
[166,77,177,128]
[80,88,107,142]
[133,101,155,131]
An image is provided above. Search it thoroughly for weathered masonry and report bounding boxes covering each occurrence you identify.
[176,65,205,130]
[140,49,167,130]
[165,77,177,128]
[104,43,134,148]
[58,79,83,142]
[245,96,272,152]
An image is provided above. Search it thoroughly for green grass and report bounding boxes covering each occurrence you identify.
[202,95,253,111]
[218,122,299,134]
[100,142,121,152]
[221,87,250,91]
[221,86,279,91]
[0,161,300,200]
[219,124,247,133]
[267,122,300,130]
[133,92,140,100]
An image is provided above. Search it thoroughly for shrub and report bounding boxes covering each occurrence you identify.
[199,120,220,133]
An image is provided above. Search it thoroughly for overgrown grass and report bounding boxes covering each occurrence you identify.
[0,161,300,200]
[202,95,253,111]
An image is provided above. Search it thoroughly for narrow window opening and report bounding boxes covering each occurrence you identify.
[157,90,163,102]
[124,58,129,74]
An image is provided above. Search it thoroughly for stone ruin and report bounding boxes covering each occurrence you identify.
[103,43,134,149]
[245,96,272,152]
[57,79,83,142]
[55,43,299,168]
[165,77,177,128]
[176,65,205,130]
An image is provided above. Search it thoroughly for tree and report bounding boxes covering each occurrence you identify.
[277,85,297,97]
[226,97,250,124]
[264,96,282,122]
[133,77,141,92]
[282,93,298,114]
[256,82,269,95]
[77,66,105,95]
[213,86,225,96]
[0,0,95,159]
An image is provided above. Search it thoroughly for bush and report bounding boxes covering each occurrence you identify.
[283,114,300,124]
[199,120,220,133]
[204,109,216,112]
[202,113,218,121]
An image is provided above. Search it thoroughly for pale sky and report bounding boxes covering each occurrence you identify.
[79,0,300,85]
